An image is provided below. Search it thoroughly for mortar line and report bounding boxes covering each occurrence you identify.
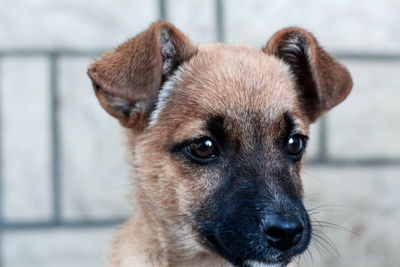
[1,50,400,62]
[158,0,167,20]
[0,50,105,57]
[0,54,4,267]
[50,53,62,224]
[2,218,125,230]
[215,0,225,42]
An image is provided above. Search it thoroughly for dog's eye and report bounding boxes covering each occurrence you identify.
[186,138,219,162]
[287,135,304,159]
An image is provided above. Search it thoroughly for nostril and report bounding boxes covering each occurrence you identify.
[264,226,285,242]
[263,215,304,251]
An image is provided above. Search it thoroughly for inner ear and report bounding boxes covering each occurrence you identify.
[160,27,179,77]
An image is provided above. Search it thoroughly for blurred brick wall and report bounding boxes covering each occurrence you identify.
[0,0,399,266]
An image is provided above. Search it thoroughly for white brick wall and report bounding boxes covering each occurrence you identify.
[0,0,158,49]
[224,0,400,52]
[0,0,399,266]
[301,166,400,267]
[329,60,400,159]
[3,228,113,267]
[168,0,217,43]
[1,58,52,222]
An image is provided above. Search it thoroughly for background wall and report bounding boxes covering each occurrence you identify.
[0,0,399,266]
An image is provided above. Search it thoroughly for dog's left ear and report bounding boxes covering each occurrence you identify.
[88,21,196,130]
[264,27,353,122]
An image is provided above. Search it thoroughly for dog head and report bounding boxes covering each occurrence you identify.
[88,22,352,266]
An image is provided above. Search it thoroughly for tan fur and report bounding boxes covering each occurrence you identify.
[87,21,352,267]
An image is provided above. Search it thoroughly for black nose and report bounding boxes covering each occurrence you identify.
[263,215,304,251]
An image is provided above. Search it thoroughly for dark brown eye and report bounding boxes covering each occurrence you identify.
[287,135,304,158]
[187,138,218,161]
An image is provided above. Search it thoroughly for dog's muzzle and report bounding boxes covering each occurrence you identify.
[195,195,311,267]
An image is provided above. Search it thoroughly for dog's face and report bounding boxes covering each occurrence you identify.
[88,22,352,267]
[144,45,310,266]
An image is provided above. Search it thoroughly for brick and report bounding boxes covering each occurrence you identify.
[58,57,132,220]
[1,57,52,222]
[300,166,400,267]
[3,227,114,267]
[328,60,400,159]
[168,0,217,43]
[224,0,400,52]
[0,0,158,49]
[304,120,321,161]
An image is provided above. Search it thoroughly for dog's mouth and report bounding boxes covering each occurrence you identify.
[199,228,304,267]
[242,259,289,267]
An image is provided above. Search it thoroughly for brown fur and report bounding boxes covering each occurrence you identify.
[264,27,353,122]
[88,21,196,130]
[87,21,352,267]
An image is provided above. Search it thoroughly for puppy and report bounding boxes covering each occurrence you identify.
[88,21,352,267]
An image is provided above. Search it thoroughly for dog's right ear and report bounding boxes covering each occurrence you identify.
[87,21,196,130]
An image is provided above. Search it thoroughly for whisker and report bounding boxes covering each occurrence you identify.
[307,204,348,213]
[312,230,343,260]
[310,233,332,255]
[311,219,357,236]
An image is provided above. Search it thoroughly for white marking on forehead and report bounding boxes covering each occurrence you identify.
[244,260,283,267]
[147,65,184,128]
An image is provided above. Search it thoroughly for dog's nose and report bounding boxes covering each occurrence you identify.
[263,215,304,251]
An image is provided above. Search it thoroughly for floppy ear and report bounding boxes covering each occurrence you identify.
[87,21,196,130]
[264,27,352,122]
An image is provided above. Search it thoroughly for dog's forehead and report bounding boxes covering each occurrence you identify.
[150,43,306,134]
[183,44,298,113]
